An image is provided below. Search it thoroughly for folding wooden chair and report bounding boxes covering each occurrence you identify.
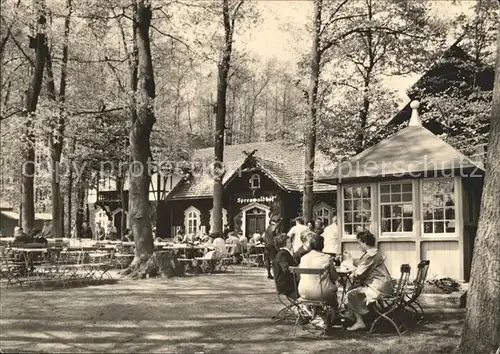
[404,260,430,323]
[368,264,411,339]
[289,266,335,339]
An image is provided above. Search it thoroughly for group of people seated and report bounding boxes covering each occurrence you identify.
[170,226,266,264]
[10,221,54,245]
[272,219,392,331]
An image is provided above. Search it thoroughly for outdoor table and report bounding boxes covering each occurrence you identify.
[9,247,48,277]
[335,267,353,308]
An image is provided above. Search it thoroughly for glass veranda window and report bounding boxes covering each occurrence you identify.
[343,186,371,236]
[380,182,414,234]
[422,179,456,234]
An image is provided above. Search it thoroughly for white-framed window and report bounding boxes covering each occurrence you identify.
[380,181,414,234]
[422,178,456,235]
[184,206,201,235]
[314,202,333,226]
[250,174,261,189]
[343,185,371,236]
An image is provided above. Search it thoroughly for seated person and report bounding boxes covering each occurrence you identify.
[226,231,240,245]
[293,229,315,263]
[199,233,210,243]
[298,234,339,326]
[238,233,248,252]
[12,227,34,244]
[225,231,242,261]
[273,234,299,299]
[40,221,53,238]
[251,233,263,244]
[211,232,226,257]
[183,233,197,244]
[122,229,134,242]
[345,230,392,331]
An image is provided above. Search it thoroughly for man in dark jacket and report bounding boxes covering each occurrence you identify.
[264,219,280,279]
[273,233,299,299]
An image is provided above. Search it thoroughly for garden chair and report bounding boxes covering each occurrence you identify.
[272,292,299,322]
[368,263,411,339]
[402,260,430,323]
[289,266,335,339]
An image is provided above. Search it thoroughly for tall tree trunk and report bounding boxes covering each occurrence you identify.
[354,0,373,155]
[303,0,322,222]
[21,15,47,233]
[458,23,500,354]
[46,0,71,238]
[67,138,76,235]
[212,0,236,234]
[355,88,370,154]
[128,0,155,264]
[75,176,85,236]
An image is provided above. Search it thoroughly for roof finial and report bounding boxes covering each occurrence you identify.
[409,100,421,127]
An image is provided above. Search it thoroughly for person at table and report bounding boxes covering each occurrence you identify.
[314,218,324,236]
[107,221,118,241]
[249,233,263,245]
[211,232,226,257]
[298,234,339,327]
[12,226,33,242]
[183,233,198,244]
[40,220,53,238]
[225,231,242,263]
[292,229,314,263]
[287,217,309,253]
[123,228,133,242]
[81,222,93,239]
[264,219,280,279]
[223,224,231,239]
[345,230,392,331]
[273,233,299,299]
[322,215,340,263]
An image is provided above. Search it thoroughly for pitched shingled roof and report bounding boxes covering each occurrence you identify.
[317,103,484,185]
[166,141,336,200]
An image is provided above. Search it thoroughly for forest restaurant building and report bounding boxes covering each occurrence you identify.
[160,141,337,238]
[316,101,484,282]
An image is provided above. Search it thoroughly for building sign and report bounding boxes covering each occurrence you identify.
[237,196,277,204]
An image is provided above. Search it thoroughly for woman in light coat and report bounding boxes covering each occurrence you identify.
[345,230,392,331]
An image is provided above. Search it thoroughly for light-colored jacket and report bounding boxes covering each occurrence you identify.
[353,248,392,302]
[298,250,338,301]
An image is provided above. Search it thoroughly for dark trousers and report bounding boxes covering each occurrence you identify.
[265,246,277,276]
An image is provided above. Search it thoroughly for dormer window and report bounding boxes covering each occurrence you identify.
[250,174,261,190]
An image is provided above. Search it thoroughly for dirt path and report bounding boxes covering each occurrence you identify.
[0,267,463,353]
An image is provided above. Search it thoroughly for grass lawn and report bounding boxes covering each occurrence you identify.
[0,267,463,353]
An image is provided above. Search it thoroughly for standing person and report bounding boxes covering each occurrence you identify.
[287,217,309,254]
[322,215,340,264]
[95,222,105,240]
[314,218,324,235]
[307,221,314,231]
[264,219,280,280]
[81,222,93,239]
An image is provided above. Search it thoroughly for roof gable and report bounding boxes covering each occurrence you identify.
[317,125,483,184]
[166,141,336,199]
